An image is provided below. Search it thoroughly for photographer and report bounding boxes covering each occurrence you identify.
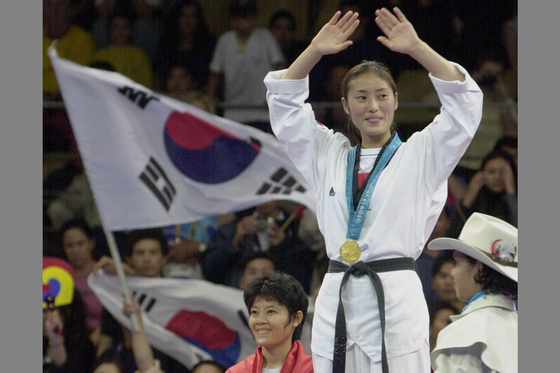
[453,49,517,184]
[201,201,316,294]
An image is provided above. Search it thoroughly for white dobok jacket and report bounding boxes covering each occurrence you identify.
[264,63,483,363]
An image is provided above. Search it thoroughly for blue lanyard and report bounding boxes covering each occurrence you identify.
[345,133,402,240]
[462,290,486,313]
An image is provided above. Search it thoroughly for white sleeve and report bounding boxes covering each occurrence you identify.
[409,62,484,194]
[264,70,345,196]
[209,34,227,74]
[433,348,494,373]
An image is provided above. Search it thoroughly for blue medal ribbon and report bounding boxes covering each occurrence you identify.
[462,290,486,313]
[345,133,402,240]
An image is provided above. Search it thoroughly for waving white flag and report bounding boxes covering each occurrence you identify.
[88,270,257,369]
[48,44,317,231]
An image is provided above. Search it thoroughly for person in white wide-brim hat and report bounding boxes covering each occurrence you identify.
[428,212,517,373]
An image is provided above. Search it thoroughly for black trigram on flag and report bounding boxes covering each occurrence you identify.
[139,157,176,211]
[133,291,157,314]
[256,167,307,196]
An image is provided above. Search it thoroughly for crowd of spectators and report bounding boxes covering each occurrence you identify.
[43,0,517,145]
[43,1,518,372]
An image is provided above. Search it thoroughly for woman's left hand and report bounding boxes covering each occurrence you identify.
[375,7,422,55]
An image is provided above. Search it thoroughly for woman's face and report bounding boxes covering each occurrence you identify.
[483,157,509,193]
[431,261,457,303]
[342,72,398,148]
[248,296,301,350]
[451,251,482,302]
[62,228,95,269]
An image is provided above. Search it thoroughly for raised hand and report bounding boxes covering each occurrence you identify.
[310,10,360,56]
[281,10,359,80]
[375,7,421,55]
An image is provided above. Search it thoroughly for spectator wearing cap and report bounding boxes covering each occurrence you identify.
[428,213,518,373]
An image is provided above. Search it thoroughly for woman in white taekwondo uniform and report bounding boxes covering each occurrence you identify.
[264,6,483,373]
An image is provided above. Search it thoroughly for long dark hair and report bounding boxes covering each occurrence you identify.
[162,0,214,55]
[473,149,518,220]
[58,217,95,249]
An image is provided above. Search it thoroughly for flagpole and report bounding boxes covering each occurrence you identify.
[105,230,140,332]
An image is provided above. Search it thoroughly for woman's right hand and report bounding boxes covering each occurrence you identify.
[310,10,360,57]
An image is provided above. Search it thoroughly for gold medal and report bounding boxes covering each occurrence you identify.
[340,239,361,263]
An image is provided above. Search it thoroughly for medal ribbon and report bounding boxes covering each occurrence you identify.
[462,290,486,313]
[345,133,402,240]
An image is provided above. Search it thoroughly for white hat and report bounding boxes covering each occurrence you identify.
[428,213,518,282]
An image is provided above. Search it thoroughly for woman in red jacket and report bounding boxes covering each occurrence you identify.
[227,272,313,373]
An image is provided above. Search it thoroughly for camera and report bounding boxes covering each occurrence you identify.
[478,74,497,87]
[254,213,274,231]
